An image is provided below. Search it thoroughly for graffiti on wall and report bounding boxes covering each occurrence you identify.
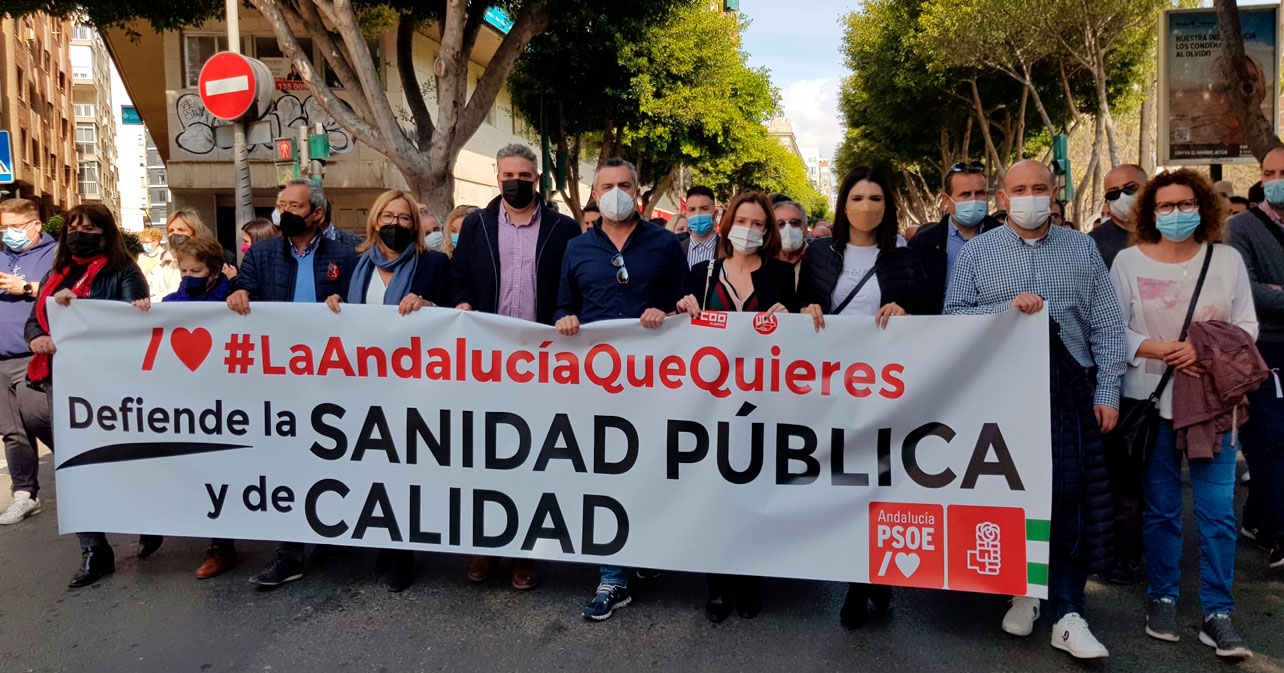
[173,92,354,157]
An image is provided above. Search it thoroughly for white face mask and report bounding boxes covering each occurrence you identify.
[727,225,764,255]
[597,187,637,222]
[779,225,804,252]
[1107,192,1136,221]
[1006,195,1052,230]
[424,231,445,251]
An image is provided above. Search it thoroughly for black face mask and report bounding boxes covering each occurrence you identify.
[501,179,536,210]
[65,231,104,259]
[277,210,312,239]
[378,225,415,253]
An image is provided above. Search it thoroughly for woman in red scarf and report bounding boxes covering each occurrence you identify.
[25,204,149,588]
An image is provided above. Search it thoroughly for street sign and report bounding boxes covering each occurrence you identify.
[0,131,12,184]
[197,52,275,122]
[121,106,143,125]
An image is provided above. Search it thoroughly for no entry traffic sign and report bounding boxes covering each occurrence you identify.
[198,52,275,122]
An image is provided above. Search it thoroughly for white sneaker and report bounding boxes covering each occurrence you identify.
[1002,596,1040,636]
[0,493,41,525]
[1051,613,1109,659]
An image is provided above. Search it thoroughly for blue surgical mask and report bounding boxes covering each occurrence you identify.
[951,198,987,227]
[3,228,30,251]
[451,233,460,247]
[425,231,445,251]
[142,243,156,255]
[179,274,212,297]
[1265,179,1284,207]
[688,213,715,236]
[1155,210,1201,242]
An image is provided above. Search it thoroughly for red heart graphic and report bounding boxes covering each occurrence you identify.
[170,328,213,372]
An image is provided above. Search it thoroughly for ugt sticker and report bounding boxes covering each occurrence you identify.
[869,502,944,589]
[752,312,777,335]
[947,505,1027,595]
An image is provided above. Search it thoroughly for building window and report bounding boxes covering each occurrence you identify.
[31,140,40,168]
[78,161,100,196]
[322,37,378,89]
[72,63,92,80]
[19,131,27,165]
[72,24,94,41]
[75,122,97,156]
[74,103,95,118]
[150,188,169,204]
[183,34,229,88]
[150,170,167,186]
[16,69,24,100]
[58,72,65,92]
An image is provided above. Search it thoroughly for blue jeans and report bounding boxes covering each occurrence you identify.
[600,565,629,587]
[1048,498,1087,619]
[1144,420,1238,616]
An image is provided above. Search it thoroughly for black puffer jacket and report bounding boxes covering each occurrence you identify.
[1049,326,1115,574]
[25,263,148,344]
[798,238,931,315]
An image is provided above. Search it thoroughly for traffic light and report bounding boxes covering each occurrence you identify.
[1051,133,1073,203]
[274,137,299,186]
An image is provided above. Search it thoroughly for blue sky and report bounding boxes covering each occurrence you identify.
[740,0,861,159]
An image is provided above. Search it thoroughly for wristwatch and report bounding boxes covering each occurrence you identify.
[22,283,32,297]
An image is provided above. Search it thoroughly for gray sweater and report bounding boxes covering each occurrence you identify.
[1228,207,1284,343]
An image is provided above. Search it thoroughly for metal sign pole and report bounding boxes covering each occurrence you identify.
[227,0,254,262]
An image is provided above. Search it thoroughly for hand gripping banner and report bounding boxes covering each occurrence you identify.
[49,302,1052,598]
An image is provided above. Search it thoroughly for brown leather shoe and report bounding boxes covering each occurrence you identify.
[511,559,539,590]
[467,555,494,582]
[195,545,237,579]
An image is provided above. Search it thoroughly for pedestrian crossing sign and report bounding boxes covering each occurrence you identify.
[0,131,12,184]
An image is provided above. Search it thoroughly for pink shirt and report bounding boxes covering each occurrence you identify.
[497,203,541,321]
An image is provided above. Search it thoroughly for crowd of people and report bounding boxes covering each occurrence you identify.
[2,142,1284,663]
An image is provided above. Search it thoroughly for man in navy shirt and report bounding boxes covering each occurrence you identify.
[228,179,357,589]
[554,158,687,620]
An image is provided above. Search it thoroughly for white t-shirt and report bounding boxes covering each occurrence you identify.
[365,270,389,305]
[831,243,881,316]
[1109,243,1258,418]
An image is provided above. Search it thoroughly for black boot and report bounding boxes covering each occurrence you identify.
[736,576,762,619]
[69,545,115,588]
[869,584,893,612]
[706,574,732,623]
[137,534,164,559]
[839,583,870,629]
[384,550,415,593]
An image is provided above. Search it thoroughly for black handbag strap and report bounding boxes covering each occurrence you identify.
[1249,206,1284,256]
[1149,244,1215,402]
[833,265,878,315]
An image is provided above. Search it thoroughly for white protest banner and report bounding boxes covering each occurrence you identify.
[49,302,1051,598]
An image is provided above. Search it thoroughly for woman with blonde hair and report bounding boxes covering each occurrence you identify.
[136,227,165,277]
[438,205,477,258]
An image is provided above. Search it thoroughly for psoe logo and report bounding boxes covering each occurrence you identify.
[753,312,777,335]
[691,311,728,329]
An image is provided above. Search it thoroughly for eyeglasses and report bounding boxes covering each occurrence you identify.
[1155,199,1200,215]
[1,219,38,231]
[378,212,415,226]
[778,219,804,227]
[611,253,629,285]
[1104,184,1140,201]
[951,161,985,173]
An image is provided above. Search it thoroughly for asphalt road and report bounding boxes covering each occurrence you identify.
[3,451,1284,673]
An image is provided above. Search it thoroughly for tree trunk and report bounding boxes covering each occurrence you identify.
[1021,61,1058,141]
[1138,77,1156,174]
[969,80,1004,172]
[1091,59,1120,167]
[1214,0,1284,160]
[641,166,679,219]
[1073,116,1101,226]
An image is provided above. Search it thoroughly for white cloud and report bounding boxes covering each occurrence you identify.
[780,78,844,159]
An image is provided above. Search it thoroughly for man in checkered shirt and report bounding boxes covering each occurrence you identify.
[946,160,1126,661]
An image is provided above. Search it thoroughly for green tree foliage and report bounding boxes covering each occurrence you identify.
[512,2,782,218]
[837,0,1159,224]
